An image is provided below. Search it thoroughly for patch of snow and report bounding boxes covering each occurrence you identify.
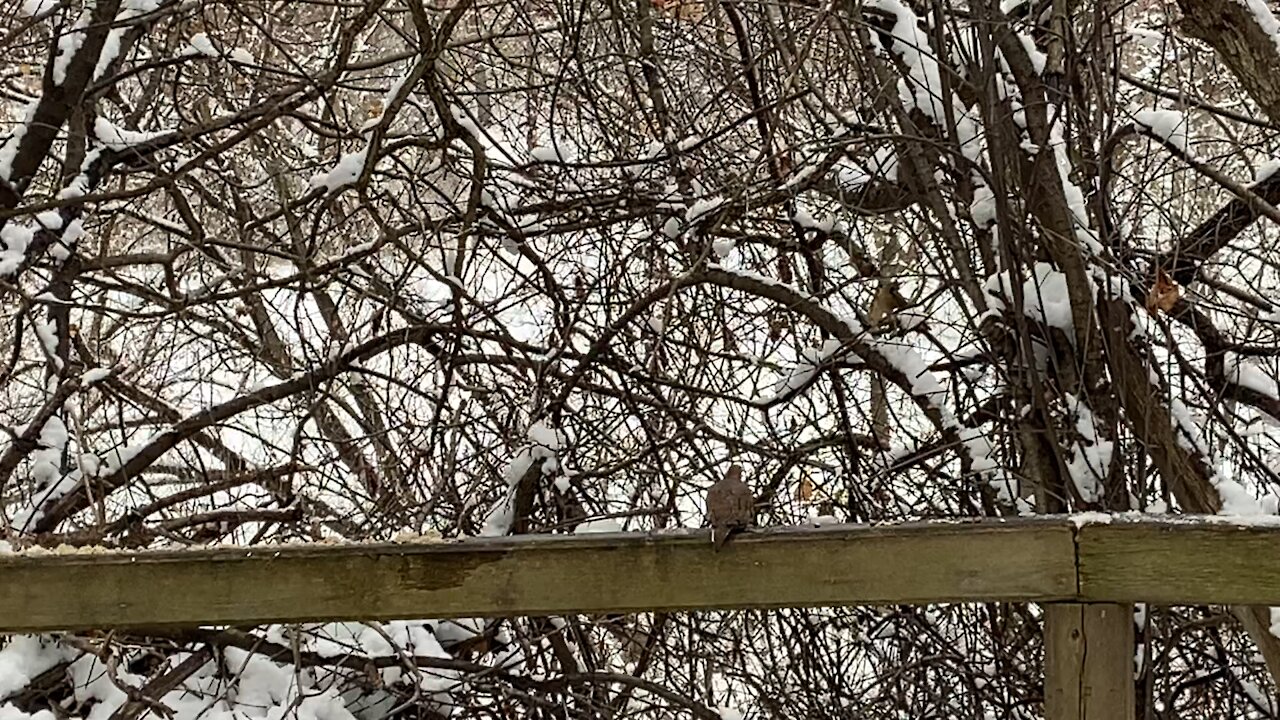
[1018,34,1046,74]
[984,262,1078,334]
[58,148,101,200]
[34,211,62,231]
[791,205,833,232]
[449,105,482,138]
[81,367,112,384]
[866,0,948,122]
[0,224,35,277]
[675,135,701,152]
[21,0,58,15]
[94,117,167,149]
[309,148,368,191]
[52,10,91,86]
[685,196,725,225]
[780,164,820,190]
[1226,354,1279,401]
[1127,27,1164,48]
[808,513,840,527]
[1237,0,1280,56]
[971,185,997,227]
[61,218,85,251]
[480,422,571,536]
[95,0,152,83]
[837,147,898,188]
[1063,394,1110,504]
[1215,475,1268,516]
[530,143,576,163]
[574,518,623,534]
[1069,511,1114,527]
[874,338,946,402]
[1255,159,1280,185]
[188,33,217,57]
[958,426,998,473]
[0,636,76,697]
[1134,109,1191,155]
[0,97,41,181]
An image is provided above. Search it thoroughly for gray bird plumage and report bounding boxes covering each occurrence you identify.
[708,464,753,550]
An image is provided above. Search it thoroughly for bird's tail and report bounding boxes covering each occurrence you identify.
[712,526,730,551]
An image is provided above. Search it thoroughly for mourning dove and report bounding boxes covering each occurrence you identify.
[708,464,754,550]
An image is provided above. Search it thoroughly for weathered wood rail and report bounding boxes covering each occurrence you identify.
[3,515,1280,720]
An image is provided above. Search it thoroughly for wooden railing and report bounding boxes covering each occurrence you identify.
[5,516,1279,719]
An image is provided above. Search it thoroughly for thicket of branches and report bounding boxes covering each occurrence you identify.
[3,0,1280,716]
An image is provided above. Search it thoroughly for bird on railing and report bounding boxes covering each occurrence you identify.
[708,464,754,551]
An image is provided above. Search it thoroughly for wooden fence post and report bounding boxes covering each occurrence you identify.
[1045,603,1135,720]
